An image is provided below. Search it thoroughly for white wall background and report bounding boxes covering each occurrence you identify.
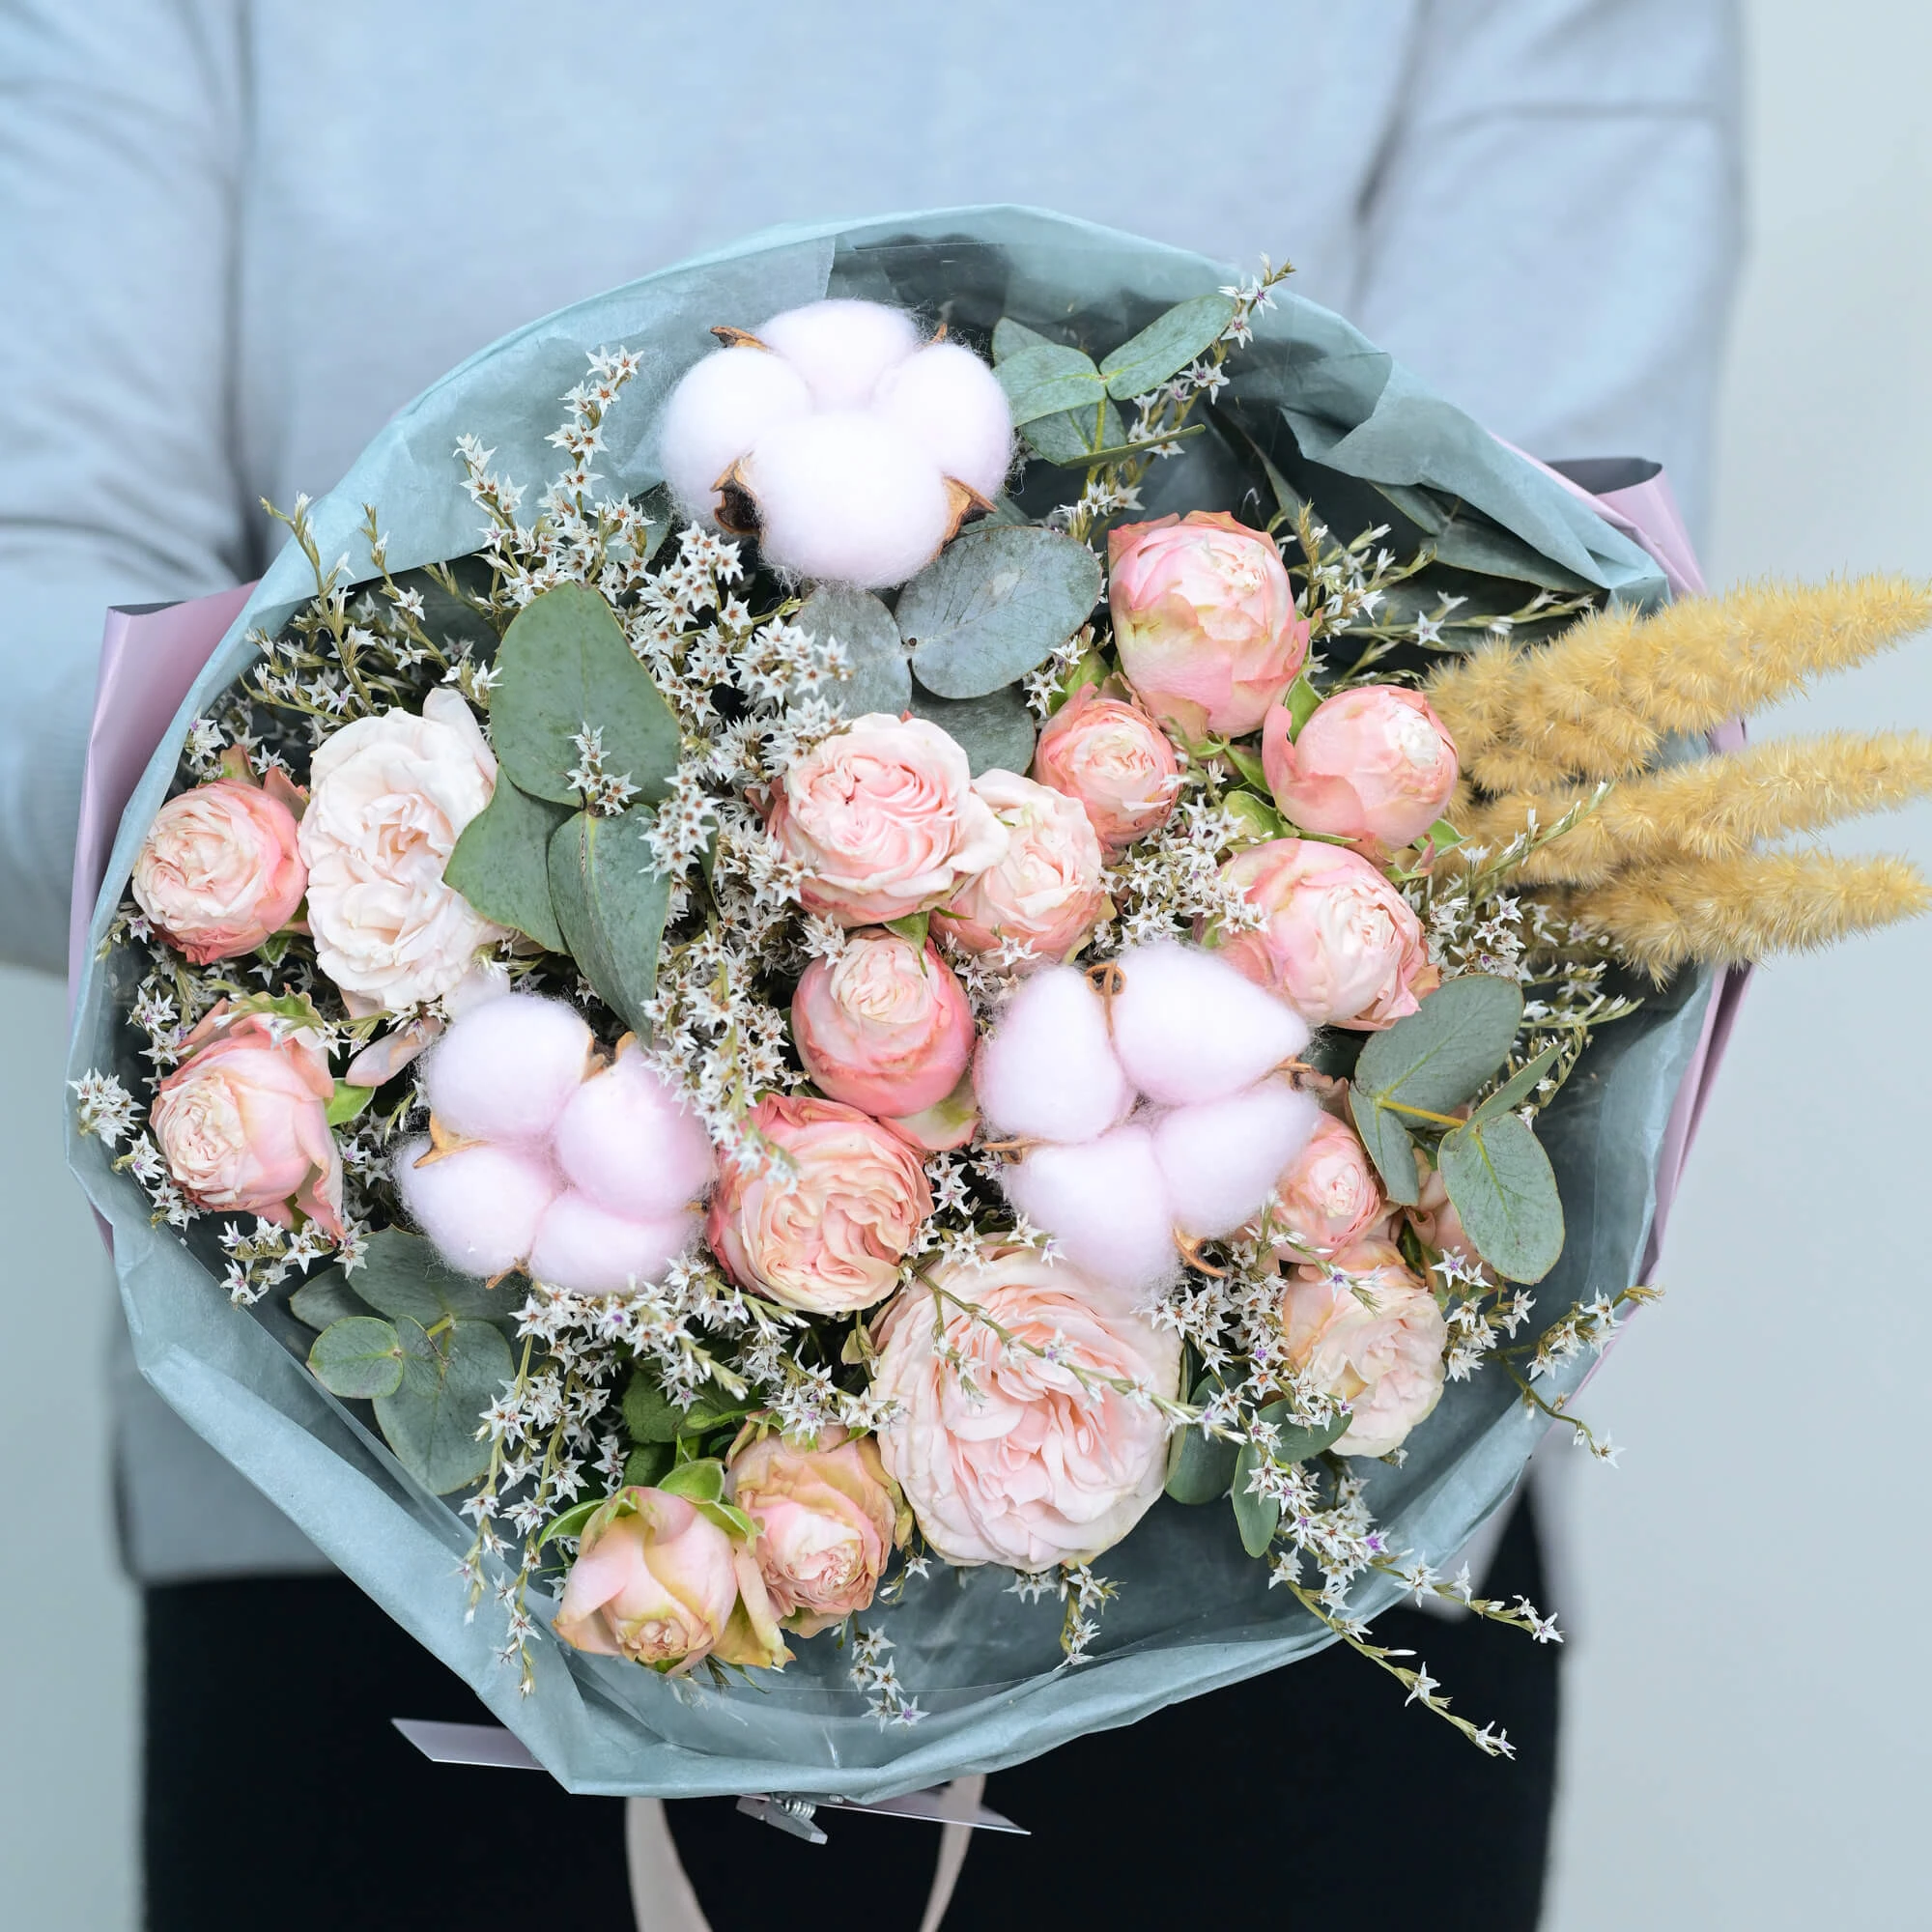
[4,4,1929,1925]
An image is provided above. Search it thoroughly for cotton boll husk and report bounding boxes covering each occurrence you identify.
[875,341,1015,499]
[974,966,1134,1144]
[1110,941,1312,1105]
[526,1191,696,1293]
[657,346,813,521]
[1153,1081,1322,1239]
[756,299,921,408]
[393,1139,558,1278]
[741,412,953,588]
[422,994,594,1144]
[1002,1126,1179,1295]
[552,1045,716,1220]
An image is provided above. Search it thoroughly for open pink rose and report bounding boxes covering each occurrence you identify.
[151,1005,343,1237]
[1278,1238,1446,1458]
[933,770,1109,964]
[1108,511,1308,741]
[707,1094,932,1314]
[1214,838,1437,1030]
[766,713,1008,924]
[1263,687,1459,849]
[1031,686,1180,855]
[554,1487,787,1673]
[132,778,307,964]
[1267,1113,1385,1259]
[728,1426,902,1634]
[871,1249,1180,1569]
[792,931,975,1118]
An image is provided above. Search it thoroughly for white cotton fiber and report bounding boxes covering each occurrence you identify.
[756,299,921,408]
[875,341,1015,499]
[658,346,813,521]
[422,994,594,1144]
[1003,1126,1179,1293]
[1152,1082,1322,1239]
[743,412,954,588]
[974,966,1135,1144]
[526,1191,696,1294]
[1109,941,1312,1106]
[553,1045,716,1220]
[394,1139,558,1278]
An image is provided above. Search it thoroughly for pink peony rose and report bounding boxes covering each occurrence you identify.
[151,1005,343,1237]
[1408,1158,1492,1282]
[1262,686,1459,849]
[1108,511,1309,741]
[132,778,307,964]
[1213,838,1438,1030]
[1030,685,1180,855]
[932,770,1109,964]
[706,1094,932,1314]
[766,713,1008,925]
[871,1249,1181,1569]
[298,690,507,1010]
[792,930,975,1119]
[1278,1237,1446,1458]
[554,1487,787,1673]
[1267,1113,1385,1258]
[728,1426,903,1634]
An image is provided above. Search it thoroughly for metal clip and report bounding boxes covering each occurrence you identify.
[735,1793,828,1844]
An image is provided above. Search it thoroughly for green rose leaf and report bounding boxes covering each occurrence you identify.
[443,777,570,951]
[905,677,1037,776]
[1438,1110,1566,1283]
[547,806,671,1039]
[372,1315,514,1494]
[797,582,911,721]
[1354,974,1523,1116]
[991,338,1108,427]
[1348,1081,1420,1206]
[288,1267,375,1331]
[622,1370,736,1445]
[1230,1441,1281,1557]
[1099,291,1238,401]
[898,525,1103,701]
[342,1227,515,1324]
[622,1442,676,1490]
[490,581,680,808]
[1470,1043,1563,1124]
[324,1080,374,1128]
[307,1316,406,1401]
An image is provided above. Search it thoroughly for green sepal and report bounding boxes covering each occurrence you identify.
[325,1080,374,1127]
[885,911,930,952]
[1221,741,1269,791]
[1284,674,1322,739]
[695,1500,756,1541]
[656,1457,726,1505]
[538,1495,609,1548]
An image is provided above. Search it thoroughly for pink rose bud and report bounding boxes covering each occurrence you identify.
[793,930,975,1119]
[554,1487,788,1673]
[152,1006,344,1237]
[1278,1237,1447,1458]
[1407,1156,1492,1282]
[131,779,307,964]
[1262,686,1459,848]
[932,771,1110,965]
[1266,1113,1385,1259]
[727,1426,903,1634]
[1030,686,1179,855]
[1213,838,1438,1031]
[1108,511,1309,742]
[766,714,1009,925]
[706,1094,933,1315]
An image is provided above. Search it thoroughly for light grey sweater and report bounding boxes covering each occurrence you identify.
[0,0,1740,1576]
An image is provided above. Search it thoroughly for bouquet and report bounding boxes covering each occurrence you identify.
[67,208,1932,1798]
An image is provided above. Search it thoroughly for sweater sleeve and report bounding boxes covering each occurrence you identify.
[0,0,249,974]
[1350,0,1744,540]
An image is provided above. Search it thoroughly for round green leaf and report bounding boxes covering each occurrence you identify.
[1166,1422,1238,1506]
[797,582,910,719]
[991,339,1106,427]
[1231,1441,1280,1557]
[1438,1111,1566,1283]
[346,1228,515,1325]
[547,806,671,1039]
[308,1317,405,1401]
[443,777,569,951]
[1354,974,1523,1115]
[905,678,1037,776]
[1099,292,1239,400]
[1348,1081,1420,1207]
[288,1267,374,1332]
[372,1316,514,1495]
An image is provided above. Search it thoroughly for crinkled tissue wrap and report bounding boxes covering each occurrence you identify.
[66,206,1729,1800]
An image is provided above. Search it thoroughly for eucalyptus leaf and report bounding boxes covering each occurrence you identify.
[1348,1081,1421,1206]
[905,679,1037,777]
[443,777,570,951]
[1230,1442,1281,1557]
[307,1317,405,1401]
[344,1228,516,1325]
[1165,1405,1238,1506]
[623,1371,734,1445]
[1256,1398,1351,1465]
[1024,399,1128,468]
[1470,1044,1563,1124]
[991,317,1052,362]
[898,526,1102,700]
[490,582,680,808]
[1354,975,1523,1116]
[288,1268,374,1331]
[548,807,671,1039]
[372,1316,514,1494]
[1439,1111,1566,1283]
[657,1458,726,1505]
[992,340,1107,427]
[798,582,910,720]
[325,1081,373,1128]
[1098,292,1237,400]
[623,1442,675,1489]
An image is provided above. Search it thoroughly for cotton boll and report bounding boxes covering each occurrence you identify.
[1153,1082,1322,1239]
[1110,941,1313,1106]
[526,1191,697,1293]
[875,341,1015,499]
[393,1139,558,1278]
[553,1045,716,1220]
[422,995,594,1144]
[744,412,953,588]
[658,346,813,521]
[974,966,1134,1144]
[1003,1126,1179,1293]
[756,299,921,408]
